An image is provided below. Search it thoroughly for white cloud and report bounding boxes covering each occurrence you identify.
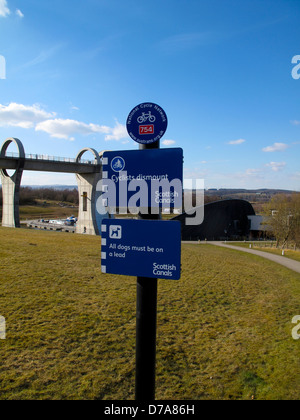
[104,121,128,141]
[162,139,176,146]
[0,102,129,142]
[262,142,289,152]
[266,162,286,172]
[228,139,246,145]
[0,103,56,128]
[36,118,111,140]
[245,168,263,176]
[291,120,300,126]
[21,44,65,69]
[0,0,10,17]
[16,9,24,18]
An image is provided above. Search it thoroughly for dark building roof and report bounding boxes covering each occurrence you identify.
[173,199,255,241]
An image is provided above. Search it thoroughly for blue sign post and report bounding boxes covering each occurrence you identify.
[101,148,183,211]
[101,103,181,401]
[101,219,181,280]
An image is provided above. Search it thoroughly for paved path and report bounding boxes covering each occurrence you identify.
[210,242,300,274]
[183,241,300,274]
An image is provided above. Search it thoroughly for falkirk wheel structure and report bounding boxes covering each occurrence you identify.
[0,138,109,235]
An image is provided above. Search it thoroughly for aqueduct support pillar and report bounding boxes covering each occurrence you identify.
[0,138,25,228]
[75,148,108,236]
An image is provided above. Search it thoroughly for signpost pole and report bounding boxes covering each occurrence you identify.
[135,140,160,401]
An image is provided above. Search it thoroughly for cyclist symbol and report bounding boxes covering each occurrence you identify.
[137,111,156,124]
[111,156,125,172]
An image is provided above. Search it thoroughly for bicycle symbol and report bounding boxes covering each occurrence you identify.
[111,156,125,172]
[137,112,156,124]
[113,159,123,170]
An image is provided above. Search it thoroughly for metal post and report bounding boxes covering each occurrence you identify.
[135,140,160,401]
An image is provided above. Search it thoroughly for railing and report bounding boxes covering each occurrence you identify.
[1,152,99,165]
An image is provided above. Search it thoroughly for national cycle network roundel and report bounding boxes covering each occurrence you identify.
[126,102,168,145]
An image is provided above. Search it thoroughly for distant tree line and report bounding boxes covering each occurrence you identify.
[0,186,217,208]
[0,187,79,206]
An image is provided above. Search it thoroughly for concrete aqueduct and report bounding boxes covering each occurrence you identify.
[0,138,108,235]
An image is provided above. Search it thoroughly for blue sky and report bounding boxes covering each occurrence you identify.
[0,0,300,190]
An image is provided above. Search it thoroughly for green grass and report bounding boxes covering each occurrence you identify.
[0,228,300,400]
[227,242,300,263]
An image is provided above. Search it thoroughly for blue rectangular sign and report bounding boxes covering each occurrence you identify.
[101,148,183,211]
[101,219,181,280]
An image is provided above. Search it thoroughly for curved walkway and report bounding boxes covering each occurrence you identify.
[208,242,300,274]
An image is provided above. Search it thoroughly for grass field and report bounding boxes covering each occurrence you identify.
[0,227,300,400]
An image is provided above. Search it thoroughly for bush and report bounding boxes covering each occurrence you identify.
[263,193,300,248]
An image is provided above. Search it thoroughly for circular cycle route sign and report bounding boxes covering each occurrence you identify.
[126,102,168,145]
